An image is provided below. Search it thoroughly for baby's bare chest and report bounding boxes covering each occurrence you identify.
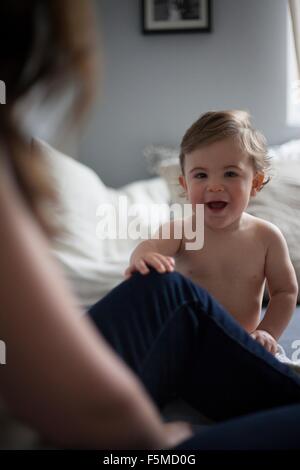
[176,235,266,285]
[176,230,267,331]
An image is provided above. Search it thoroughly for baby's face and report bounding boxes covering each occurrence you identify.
[179,137,259,231]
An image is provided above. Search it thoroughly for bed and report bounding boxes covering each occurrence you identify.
[2,137,300,449]
[38,138,300,359]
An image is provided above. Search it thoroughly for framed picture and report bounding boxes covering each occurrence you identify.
[142,0,211,34]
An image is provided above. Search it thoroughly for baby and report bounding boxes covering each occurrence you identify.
[125,110,298,354]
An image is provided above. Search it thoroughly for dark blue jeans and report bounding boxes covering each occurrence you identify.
[88,270,300,449]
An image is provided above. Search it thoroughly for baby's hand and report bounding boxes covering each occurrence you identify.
[250,329,278,355]
[124,252,175,279]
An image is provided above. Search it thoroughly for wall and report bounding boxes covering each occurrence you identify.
[78,0,300,187]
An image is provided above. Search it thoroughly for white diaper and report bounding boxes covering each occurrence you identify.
[275,344,300,375]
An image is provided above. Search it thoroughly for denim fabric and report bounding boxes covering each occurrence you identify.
[175,404,300,450]
[88,270,300,449]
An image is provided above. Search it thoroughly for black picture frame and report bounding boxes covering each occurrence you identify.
[142,0,212,34]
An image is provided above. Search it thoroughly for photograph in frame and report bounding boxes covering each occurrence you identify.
[142,0,212,34]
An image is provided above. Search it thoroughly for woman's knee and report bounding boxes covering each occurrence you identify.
[129,269,187,290]
[128,269,208,305]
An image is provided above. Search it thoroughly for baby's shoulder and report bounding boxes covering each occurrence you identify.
[244,213,283,243]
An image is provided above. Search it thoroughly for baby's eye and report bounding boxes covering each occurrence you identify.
[194,172,207,179]
[225,171,238,177]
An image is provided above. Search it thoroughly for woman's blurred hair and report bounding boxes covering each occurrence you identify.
[0,0,96,235]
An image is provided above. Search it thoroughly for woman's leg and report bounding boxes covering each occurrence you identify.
[175,404,300,450]
[88,270,300,421]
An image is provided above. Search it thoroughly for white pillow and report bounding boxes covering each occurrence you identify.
[143,144,184,204]
[37,139,170,308]
[158,160,185,205]
[143,145,179,175]
[247,158,300,298]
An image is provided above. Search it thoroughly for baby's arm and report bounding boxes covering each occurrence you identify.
[125,221,182,278]
[253,224,298,349]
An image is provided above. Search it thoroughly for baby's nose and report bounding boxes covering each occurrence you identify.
[207,183,224,192]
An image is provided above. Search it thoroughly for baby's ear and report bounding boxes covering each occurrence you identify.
[251,173,265,196]
[178,174,187,190]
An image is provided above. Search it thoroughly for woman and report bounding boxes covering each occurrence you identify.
[0,0,300,450]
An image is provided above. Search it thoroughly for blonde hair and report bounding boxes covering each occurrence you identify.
[179,110,271,189]
[0,0,96,236]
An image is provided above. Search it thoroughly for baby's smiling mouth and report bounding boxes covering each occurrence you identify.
[206,201,228,210]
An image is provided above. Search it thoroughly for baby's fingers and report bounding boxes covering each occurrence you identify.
[124,265,135,279]
[265,342,276,355]
[124,261,149,278]
[268,340,278,355]
[153,254,175,273]
[141,256,166,273]
[140,254,169,274]
[165,256,176,271]
[256,337,266,349]
[251,333,265,348]
[136,259,150,275]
